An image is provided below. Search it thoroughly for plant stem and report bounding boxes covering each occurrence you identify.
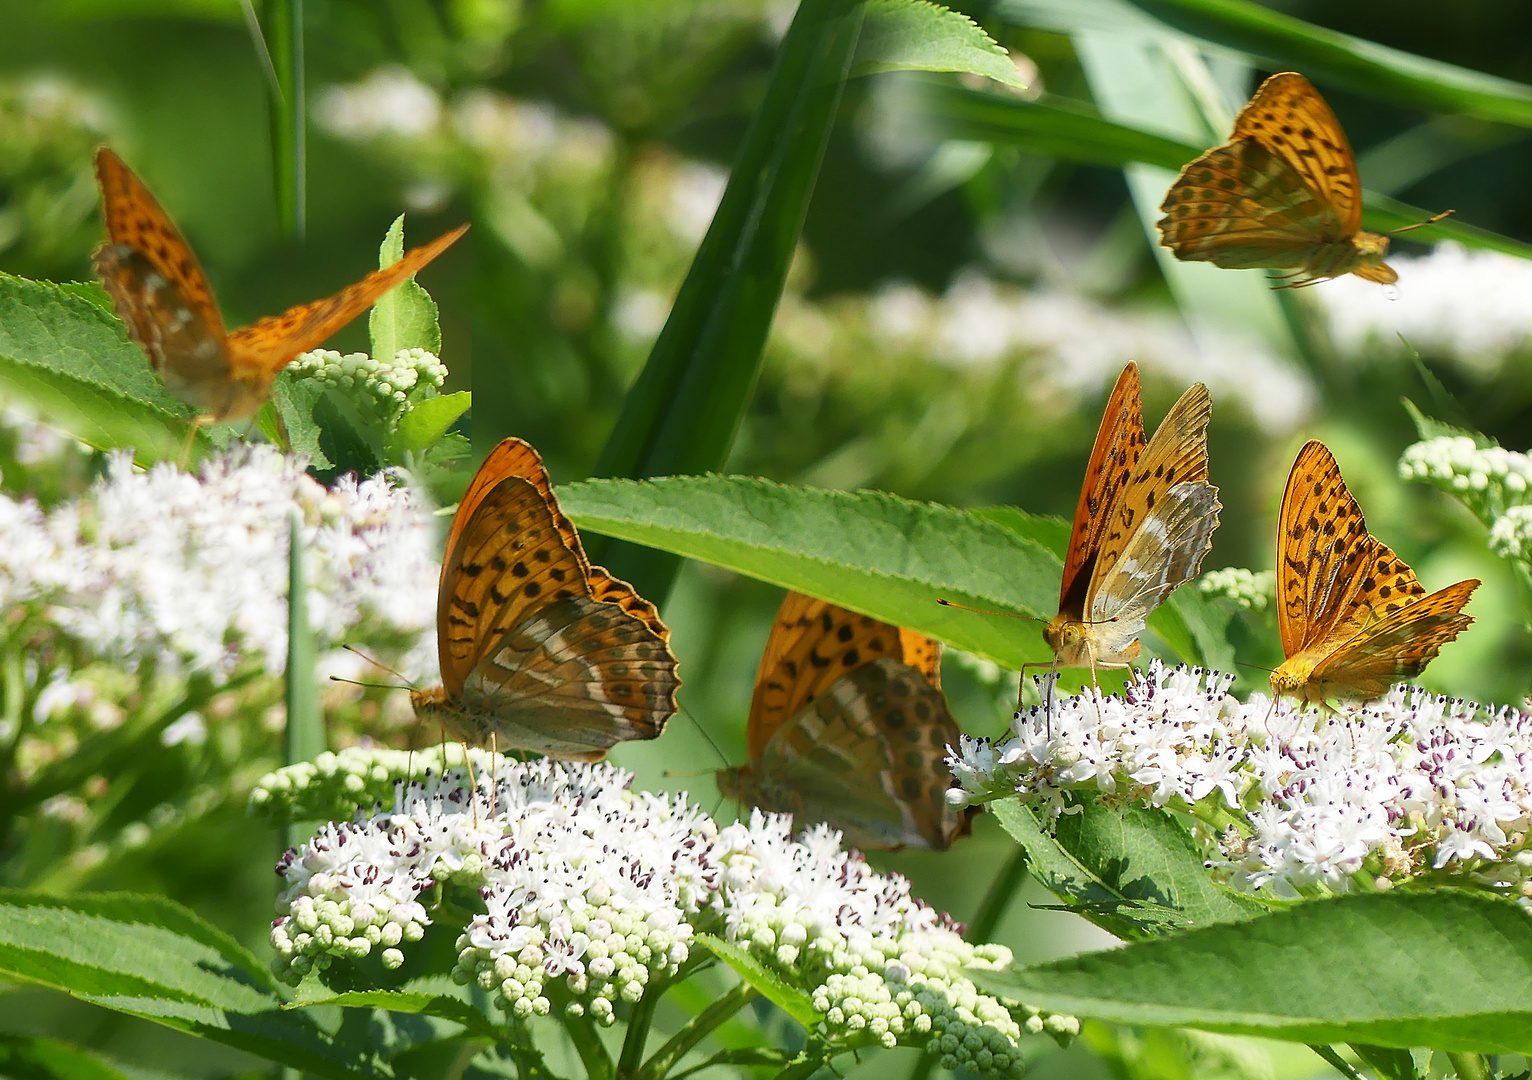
[634,979,759,1080]
[966,845,1030,944]
[767,1054,834,1080]
[617,980,662,1078]
[1309,1044,1364,1080]
[1448,1052,1488,1080]
[551,985,613,1080]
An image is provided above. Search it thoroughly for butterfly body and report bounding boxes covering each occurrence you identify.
[1270,440,1478,704]
[93,147,467,422]
[1044,363,1221,679]
[1157,72,1416,286]
[412,438,679,761]
[717,593,970,850]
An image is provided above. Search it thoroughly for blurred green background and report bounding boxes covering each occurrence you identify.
[1,0,1530,1076]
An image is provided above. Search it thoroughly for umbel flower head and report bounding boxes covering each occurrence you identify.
[948,661,1532,902]
[256,750,1077,1076]
[288,347,449,430]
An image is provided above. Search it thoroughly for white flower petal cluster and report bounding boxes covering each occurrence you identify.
[289,347,449,429]
[1319,242,1532,376]
[948,661,1532,901]
[0,446,437,684]
[1196,567,1275,612]
[260,751,1074,1074]
[1399,435,1532,525]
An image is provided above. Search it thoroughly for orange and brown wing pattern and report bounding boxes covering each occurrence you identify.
[1308,579,1479,700]
[1232,73,1362,235]
[1058,362,1146,617]
[745,592,912,761]
[1275,441,1404,657]
[225,222,467,380]
[1084,380,1212,606]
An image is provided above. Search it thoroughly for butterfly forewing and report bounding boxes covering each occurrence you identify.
[225,222,469,380]
[1059,362,1146,616]
[1232,73,1362,234]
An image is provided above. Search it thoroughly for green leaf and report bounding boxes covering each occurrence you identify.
[588,0,865,603]
[695,934,823,1031]
[855,0,1026,87]
[970,504,1070,557]
[370,215,443,361]
[290,987,501,1041]
[0,1033,142,1080]
[973,890,1532,1053]
[393,391,472,456]
[558,475,1059,671]
[0,274,201,464]
[0,891,393,1079]
[991,800,1262,941]
[1151,585,1236,672]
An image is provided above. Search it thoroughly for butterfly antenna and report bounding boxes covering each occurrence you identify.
[676,702,730,769]
[1388,209,1453,235]
[342,644,417,688]
[1235,661,1277,675]
[936,598,1043,622]
[329,676,404,691]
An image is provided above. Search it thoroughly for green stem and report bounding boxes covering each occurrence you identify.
[616,980,662,1078]
[965,845,1029,944]
[634,979,759,1080]
[1309,1044,1364,1080]
[1447,1052,1488,1080]
[767,1053,833,1080]
[552,986,614,1080]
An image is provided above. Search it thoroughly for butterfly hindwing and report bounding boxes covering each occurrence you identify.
[1308,580,1480,700]
[1232,72,1362,235]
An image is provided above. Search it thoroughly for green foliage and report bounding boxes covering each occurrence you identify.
[975,891,1532,1054]
[855,0,1027,87]
[370,215,444,360]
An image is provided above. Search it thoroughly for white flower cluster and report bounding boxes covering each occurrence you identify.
[1196,567,1275,612]
[0,446,437,684]
[947,662,1532,901]
[1399,435,1532,525]
[1319,242,1532,376]
[289,347,449,429]
[259,751,1074,1075]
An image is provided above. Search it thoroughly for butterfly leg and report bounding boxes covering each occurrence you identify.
[177,415,211,470]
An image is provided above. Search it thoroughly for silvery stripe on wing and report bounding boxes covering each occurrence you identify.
[1090,482,1220,650]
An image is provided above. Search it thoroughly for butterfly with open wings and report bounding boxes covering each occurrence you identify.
[1270,440,1478,706]
[410,438,680,761]
[93,147,467,423]
[1039,362,1222,692]
[1157,72,1448,286]
[716,592,973,851]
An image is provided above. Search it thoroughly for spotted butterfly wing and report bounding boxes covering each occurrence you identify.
[410,438,680,760]
[1157,72,1406,285]
[93,147,467,421]
[1045,363,1220,670]
[1270,440,1478,704]
[718,593,970,850]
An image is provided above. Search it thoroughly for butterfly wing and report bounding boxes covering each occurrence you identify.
[744,592,914,761]
[225,223,467,390]
[1307,579,1479,699]
[1275,441,1414,658]
[433,437,678,757]
[1058,363,1146,617]
[1087,481,1222,657]
[1233,72,1362,236]
[753,658,970,850]
[93,148,235,408]
[1157,140,1347,270]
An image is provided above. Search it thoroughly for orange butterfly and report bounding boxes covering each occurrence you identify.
[93,147,467,423]
[1042,362,1221,686]
[716,592,972,850]
[1270,440,1478,705]
[1157,72,1447,286]
[410,438,680,761]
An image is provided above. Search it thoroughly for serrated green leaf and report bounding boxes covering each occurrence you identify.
[393,391,471,456]
[991,800,1263,941]
[695,934,822,1030]
[855,0,1026,87]
[1152,585,1236,672]
[973,890,1532,1054]
[970,504,1070,557]
[0,891,392,1079]
[370,215,444,361]
[0,1033,143,1080]
[558,475,1059,670]
[290,987,501,1041]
